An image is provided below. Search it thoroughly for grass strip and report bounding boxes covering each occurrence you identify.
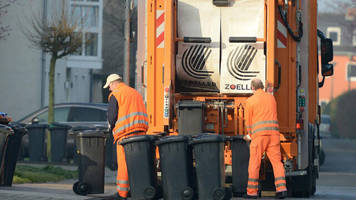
[13,165,78,184]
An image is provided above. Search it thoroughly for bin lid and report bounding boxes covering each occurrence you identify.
[120,135,158,145]
[155,135,188,146]
[190,134,224,145]
[77,130,106,138]
[0,124,14,135]
[49,122,72,130]
[71,126,97,132]
[178,100,204,109]
[230,135,245,141]
[26,123,49,129]
[8,122,28,135]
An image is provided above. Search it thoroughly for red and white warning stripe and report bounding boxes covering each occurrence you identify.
[156,10,165,48]
[277,13,287,48]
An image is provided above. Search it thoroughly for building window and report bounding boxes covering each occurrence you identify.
[347,63,356,81]
[69,0,102,58]
[353,30,356,47]
[327,27,341,46]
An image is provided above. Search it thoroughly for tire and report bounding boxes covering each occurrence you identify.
[73,181,89,196]
[73,181,79,195]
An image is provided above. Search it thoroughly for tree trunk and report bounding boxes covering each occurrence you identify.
[48,56,56,124]
[47,55,57,161]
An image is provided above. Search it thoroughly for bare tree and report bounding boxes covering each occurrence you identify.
[0,0,16,40]
[22,0,85,157]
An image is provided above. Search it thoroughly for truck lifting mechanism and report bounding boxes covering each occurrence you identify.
[138,0,334,197]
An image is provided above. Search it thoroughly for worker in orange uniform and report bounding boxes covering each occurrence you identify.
[104,74,149,200]
[243,78,287,199]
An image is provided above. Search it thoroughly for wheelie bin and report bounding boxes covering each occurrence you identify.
[0,124,13,160]
[230,135,249,197]
[27,123,49,162]
[73,130,106,195]
[191,134,231,200]
[70,126,96,164]
[156,135,194,200]
[121,135,159,200]
[1,123,27,186]
[49,123,71,163]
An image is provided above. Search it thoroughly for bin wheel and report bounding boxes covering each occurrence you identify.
[144,186,156,199]
[73,181,79,194]
[213,187,225,200]
[182,187,194,200]
[73,181,89,196]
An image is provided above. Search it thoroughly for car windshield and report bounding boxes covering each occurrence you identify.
[37,107,70,123]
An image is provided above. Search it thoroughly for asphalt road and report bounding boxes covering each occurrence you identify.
[0,138,355,199]
[311,138,356,199]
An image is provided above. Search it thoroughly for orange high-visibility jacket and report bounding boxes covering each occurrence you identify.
[245,89,279,140]
[109,83,149,142]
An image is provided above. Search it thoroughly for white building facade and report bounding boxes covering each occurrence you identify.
[0,0,103,120]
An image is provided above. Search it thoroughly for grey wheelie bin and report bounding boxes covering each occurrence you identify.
[27,123,49,162]
[1,123,27,186]
[191,134,232,200]
[121,135,159,200]
[73,130,106,195]
[230,135,249,197]
[49,123,71,163]
[156,135,195,200]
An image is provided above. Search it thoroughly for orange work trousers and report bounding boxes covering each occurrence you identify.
[116,132,145,197]
[247,134,287,196]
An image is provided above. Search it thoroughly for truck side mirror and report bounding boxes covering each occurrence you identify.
[321,38,334,77]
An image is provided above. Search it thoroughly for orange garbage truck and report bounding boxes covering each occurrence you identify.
[136,0,334,197]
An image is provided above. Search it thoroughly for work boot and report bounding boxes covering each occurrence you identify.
[275,191,288,199]
[243,194,258,199]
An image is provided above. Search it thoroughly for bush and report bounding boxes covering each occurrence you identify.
[324,89,356,139]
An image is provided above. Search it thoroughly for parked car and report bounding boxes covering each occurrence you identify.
[17,103,109,161]
[320,114,331,138]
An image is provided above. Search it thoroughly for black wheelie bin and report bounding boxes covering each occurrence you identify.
[49,123,71,163]
[191,134,232,200]
[70,126,97,164]
[230,135,250,197]
[27,123,49,162]
[156,135,195,200]
[121,135,159,200]
[1,123,27,186]
[73,130,106,196]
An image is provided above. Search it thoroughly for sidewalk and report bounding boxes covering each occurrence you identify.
[0,163,117,200]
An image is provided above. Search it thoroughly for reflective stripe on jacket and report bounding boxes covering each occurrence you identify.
[109,83,148,142]
[245,89,280,139]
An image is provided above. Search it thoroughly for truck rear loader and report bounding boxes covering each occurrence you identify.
[136,0,334,197]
